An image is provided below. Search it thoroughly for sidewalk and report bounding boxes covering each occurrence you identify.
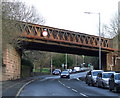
[2,75,52,97]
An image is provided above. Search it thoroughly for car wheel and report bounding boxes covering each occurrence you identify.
[92,82,94,86]
[96,82,99,87]
[102,83,105,88]
[109,87,112,91]
[88,83,90,86]
[114,86,118,93]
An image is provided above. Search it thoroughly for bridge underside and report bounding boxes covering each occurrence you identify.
[19,37,108,70]
[19,37,110,57]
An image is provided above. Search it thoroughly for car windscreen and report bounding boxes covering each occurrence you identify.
[102,73,113,78]
[92,71,101,76]
[62,71,69,74]
[115,74,120,80]
[54,70,60,72]
[55,70,59,72]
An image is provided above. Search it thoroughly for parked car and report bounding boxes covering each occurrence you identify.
[67,69,72,73]
[96,72,115,88]
[72,69,77,73]
[85,70,103,86]
[64,69,71,73]
[60,71,70,78]
[52,69,61,75]
[74,67,81,72]
[109,73,120,93]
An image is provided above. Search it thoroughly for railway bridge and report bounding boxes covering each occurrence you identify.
[2,21,120,81]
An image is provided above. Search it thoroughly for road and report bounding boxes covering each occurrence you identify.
[19,71,120,97]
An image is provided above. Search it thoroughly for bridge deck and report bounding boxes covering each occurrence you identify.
[16,21,116,54]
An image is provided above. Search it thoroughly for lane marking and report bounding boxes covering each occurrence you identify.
[15,79,34,97]
[72,89,78,93]
[80,93,88,97]
[76,78,80,81]
[66,86,70,89]
[58,80,63,85]
[16,78,44,97]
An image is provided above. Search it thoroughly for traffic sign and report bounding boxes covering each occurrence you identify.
[42,31,48,37]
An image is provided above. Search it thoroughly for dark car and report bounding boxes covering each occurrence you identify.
[109,73,120,93]
[60,71,70,78]
[52,69,61,75]
[85,70,103,86]
[96,72,115,88]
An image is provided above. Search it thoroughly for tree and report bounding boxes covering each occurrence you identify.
[2,1,45,24]
[52,53,74,68]
[2,1,46,75]
[22,50,51,69]
[2,1,45,49]
[102,12,119,38]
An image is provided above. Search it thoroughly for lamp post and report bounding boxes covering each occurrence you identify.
[84,12,101,70]
[50,52,53,74]
[65,53,67,69]
[82,55,85,64]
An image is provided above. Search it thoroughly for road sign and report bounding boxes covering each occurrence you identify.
[88,63,91,67]
[42,31,48,37]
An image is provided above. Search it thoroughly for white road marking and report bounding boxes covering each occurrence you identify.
[72,89,78,93]
[66,86,71,89]
[58,80,63,85]
[15,79,35,97]
[76,78,80,81]
[80,93,88,97]
[62,84,65,86]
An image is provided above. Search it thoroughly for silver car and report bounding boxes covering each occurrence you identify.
[85,70,103,86]
[96,72,115,88]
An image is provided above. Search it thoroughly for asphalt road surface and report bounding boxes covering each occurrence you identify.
[19,72,120,97]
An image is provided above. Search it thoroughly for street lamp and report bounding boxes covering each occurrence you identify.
[65,53,67,69]
[50,52,53,74]
[84,12,101,70]
[82,55,85,64]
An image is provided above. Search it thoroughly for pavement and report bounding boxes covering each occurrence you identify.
[1,75,52,98]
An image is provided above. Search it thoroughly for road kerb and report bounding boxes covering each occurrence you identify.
[15,78,40,97]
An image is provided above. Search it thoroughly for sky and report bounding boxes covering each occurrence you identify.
[20,0,119,36]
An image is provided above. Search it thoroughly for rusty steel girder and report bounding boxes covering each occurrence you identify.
[16,22,114,51]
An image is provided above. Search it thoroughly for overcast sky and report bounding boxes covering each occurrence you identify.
[20,0,119,36]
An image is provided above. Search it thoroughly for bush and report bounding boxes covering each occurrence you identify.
[21,58,34,67]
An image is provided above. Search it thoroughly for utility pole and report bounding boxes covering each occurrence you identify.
[65,53,67,69]
[84,12,101,70]
[50,52,53,74]
[76,55,78,66]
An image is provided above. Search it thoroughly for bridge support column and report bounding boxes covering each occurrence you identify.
[2,44,21,81]
[101,54,106,71]
[106,52,120,71]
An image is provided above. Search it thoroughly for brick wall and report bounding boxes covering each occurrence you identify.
[2,44,21,81]
[106,52,120,71]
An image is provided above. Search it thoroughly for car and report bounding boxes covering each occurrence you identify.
[60,71,70,78]
[64,69,69,72]
[109,73,120,93]
[85,70,103,86]
[67,69,72,73]
[72,69,77,73]
[52,69,61,75]
[96,71,115,88]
